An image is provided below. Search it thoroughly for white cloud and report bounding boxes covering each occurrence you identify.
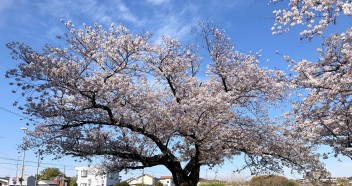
[209,0,254,8]
[0,0,254,45]
[153,15,192,42]
[46,26,65,41]
[0,0,14,12]
[114,2,143,26]
[147,2,200,42]
[0,0,18,27]
[146,0,170,5]
[17,0,145,28]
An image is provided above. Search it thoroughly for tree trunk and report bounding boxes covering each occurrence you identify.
[161,146,201,186]
[168,166,200,186]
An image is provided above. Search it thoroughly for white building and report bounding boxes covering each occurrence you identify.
[8,176,35,186]
[127,174,158,186]
[37,179,65,186]
[0,177,9,186]
[75,167,120,186]
[159,176,174,186]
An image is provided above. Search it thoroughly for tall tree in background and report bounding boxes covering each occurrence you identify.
[272,0,352,159]
[6,21,325,186]
[37,167,64,180]
[68,177,77,186]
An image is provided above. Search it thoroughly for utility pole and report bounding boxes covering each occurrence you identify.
[142,168,144,186]
[15,154,20,185]
[20,149,26,186]
[20,127,28,186]
[63,165,66,186]
[35,150,41,186]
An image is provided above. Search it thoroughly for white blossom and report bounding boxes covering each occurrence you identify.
[272,0,352,39]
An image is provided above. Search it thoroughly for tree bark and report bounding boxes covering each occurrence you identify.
[170,168,200,186]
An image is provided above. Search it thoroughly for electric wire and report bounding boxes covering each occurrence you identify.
[0,157,76,170]
[0,106,29,120]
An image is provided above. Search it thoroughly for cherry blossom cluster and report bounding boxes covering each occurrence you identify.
[273,0,351,162]
[271,0,352,39]
[291,28,352,158]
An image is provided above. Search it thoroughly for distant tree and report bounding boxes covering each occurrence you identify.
[155,181,163,186]
[115,181,129,186]
[37,167,64,180]
[336,177,349,185]
[198,183,225,186]
[250,175,299,186]
[6,20,325,186]
[68,176,77,186]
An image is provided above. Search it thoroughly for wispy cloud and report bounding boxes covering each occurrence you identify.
[0,0,15,12]
[0,0,255,44]
[0,0,18,28]
[154,15,192,41]
[144,2,200,42]
[209,0,254,8]
[146,0,170,5]
[43,0,146,28]
[139,0,254,42]
[114,1,146,27]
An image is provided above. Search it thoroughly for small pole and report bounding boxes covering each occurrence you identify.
[35,151,41,186]
[142,168,144,186]
[15,154,20,185]
[20,144,26,186]
[20,127,28,186]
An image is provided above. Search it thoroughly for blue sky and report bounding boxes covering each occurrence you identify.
[0,0,351,181]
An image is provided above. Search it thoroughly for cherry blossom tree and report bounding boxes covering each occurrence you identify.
[272,0,352,159]
[6,21,325,186]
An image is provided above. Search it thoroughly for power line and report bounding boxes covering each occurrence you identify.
[0,157,76,168]
[0,165,16,171]
[0,166,16,170]
[0,106,30,120]
[0,162,76,171]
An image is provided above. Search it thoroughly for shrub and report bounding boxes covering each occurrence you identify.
[250,175,299,186]
[115,181,130,186]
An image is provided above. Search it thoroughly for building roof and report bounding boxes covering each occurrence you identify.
[136,174,157,179]
[0,180,8,184]
[37,180,57,185]
[159,176,173,179]
[127,174,159,183]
